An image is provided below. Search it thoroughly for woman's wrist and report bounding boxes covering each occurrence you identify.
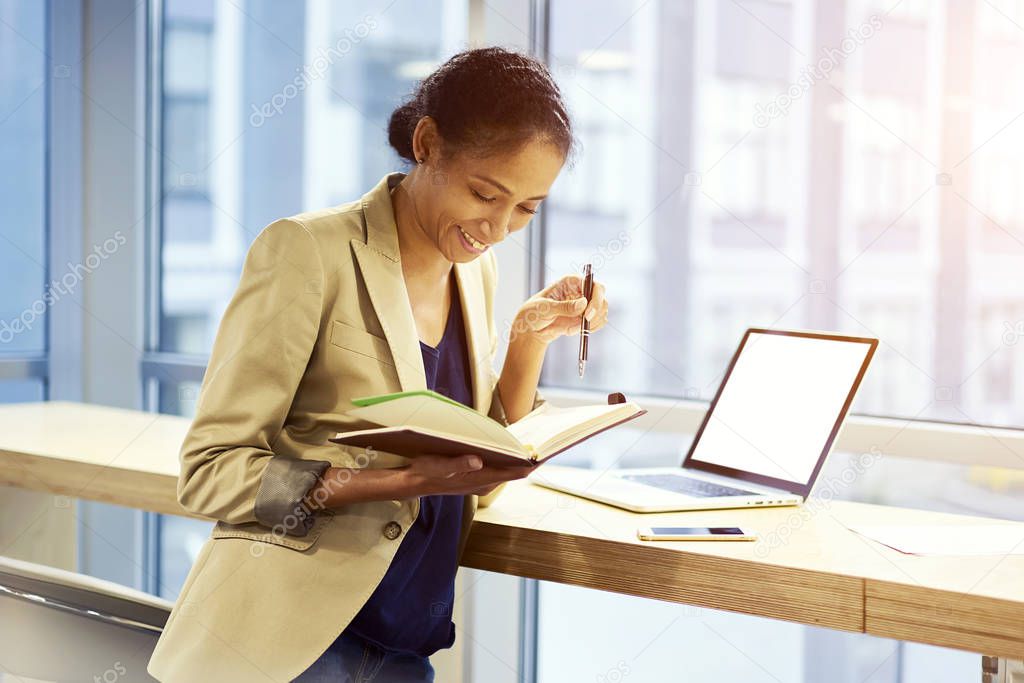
[305,465,419,509]
[508,311,553,353]
[499,326,549,424]
[391,466,424,499]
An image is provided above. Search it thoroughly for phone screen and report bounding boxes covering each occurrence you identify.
[650,527,745,535]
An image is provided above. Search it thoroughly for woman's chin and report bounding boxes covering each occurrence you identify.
[451,251,482,264]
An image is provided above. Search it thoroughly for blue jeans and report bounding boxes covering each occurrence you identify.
[294,629,435,682]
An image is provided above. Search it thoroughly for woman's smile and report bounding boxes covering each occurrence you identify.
[456,224,490,254]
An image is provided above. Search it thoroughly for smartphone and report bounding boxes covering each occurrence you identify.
[636,526,757,541]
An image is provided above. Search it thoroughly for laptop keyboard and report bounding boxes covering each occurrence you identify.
[619,473,757,498]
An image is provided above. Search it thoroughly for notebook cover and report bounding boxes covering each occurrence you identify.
[350,389,471,412]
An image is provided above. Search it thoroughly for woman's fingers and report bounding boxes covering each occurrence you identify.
[539,273,583,300]
[415,453,482,479]
[519,296,586,331]
[518,273,609,341]
[583,281,606,323]
[407,456,531,497]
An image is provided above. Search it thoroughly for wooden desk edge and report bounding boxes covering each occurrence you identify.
[461,519,864,633]
[865,579,1024,659]
[1,449,196,520]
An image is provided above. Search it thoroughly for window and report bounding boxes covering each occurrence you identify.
[541,0,1024,435]
[148,0,467,599]
[0,0,47,360]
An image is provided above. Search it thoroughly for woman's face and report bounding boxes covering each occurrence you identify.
[408,126,565,264]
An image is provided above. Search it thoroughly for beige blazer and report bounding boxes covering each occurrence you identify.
[147,172,541,682]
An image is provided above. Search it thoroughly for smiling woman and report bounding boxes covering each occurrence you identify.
[147,46,609,683]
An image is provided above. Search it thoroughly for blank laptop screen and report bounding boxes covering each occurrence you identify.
[686,331,874,487]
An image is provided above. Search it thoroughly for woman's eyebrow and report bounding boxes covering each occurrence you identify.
[472,174,547,201]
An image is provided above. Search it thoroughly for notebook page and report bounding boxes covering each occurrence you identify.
[506,402,635,453]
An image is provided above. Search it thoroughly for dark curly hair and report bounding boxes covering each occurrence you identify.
[387,47,576,166]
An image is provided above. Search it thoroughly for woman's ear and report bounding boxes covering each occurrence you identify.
[411,116,442,166]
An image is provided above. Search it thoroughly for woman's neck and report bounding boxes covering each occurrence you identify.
[390,174,452,288]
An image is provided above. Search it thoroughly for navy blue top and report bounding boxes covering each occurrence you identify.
[341,279,472,657]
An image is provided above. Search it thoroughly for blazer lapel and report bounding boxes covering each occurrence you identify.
[352,173,427,393]
[353,172,494,414]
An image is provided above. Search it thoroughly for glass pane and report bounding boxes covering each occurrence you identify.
[158,0,466,355]
[0,0,47,354]
[158,512,212,600]
[154,379,212,599]
[542,0,1024,430]
[0,379,44,403]
[537,582,979,683]
[158,377,201,417]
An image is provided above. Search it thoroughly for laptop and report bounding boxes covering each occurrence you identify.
[528,328,878,513]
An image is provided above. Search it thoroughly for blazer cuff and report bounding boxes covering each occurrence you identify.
[254,456,332,536]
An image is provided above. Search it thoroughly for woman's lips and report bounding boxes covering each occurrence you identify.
[456,225,488,254]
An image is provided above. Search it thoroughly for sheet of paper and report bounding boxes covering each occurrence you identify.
[846,523,1024,556]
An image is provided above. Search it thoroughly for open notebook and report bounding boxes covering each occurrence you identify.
[330,390,646,467]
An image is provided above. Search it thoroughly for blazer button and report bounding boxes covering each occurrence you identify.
[383,521,402,540]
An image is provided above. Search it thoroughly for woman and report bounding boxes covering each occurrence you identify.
[147,47,607,682]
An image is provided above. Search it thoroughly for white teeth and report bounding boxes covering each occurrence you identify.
[459,226,487,250]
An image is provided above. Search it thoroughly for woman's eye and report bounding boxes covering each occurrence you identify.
[471,189,496,203]
[518,205,538,215]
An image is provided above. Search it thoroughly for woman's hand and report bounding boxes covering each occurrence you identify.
[511,273,608,346]
[400,454,530,497]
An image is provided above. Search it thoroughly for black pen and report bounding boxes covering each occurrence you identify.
[578,263,593,378]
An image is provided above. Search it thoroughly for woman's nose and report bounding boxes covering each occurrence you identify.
[482,211,513,243]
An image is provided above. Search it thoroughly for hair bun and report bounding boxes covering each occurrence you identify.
[387,100,421,163]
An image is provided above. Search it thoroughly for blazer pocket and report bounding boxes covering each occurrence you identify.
[210,512,333,551]
[329,319,394,366]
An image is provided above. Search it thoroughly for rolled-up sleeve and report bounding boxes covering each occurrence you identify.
[176,218,331,536]
[253,457,331,536]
